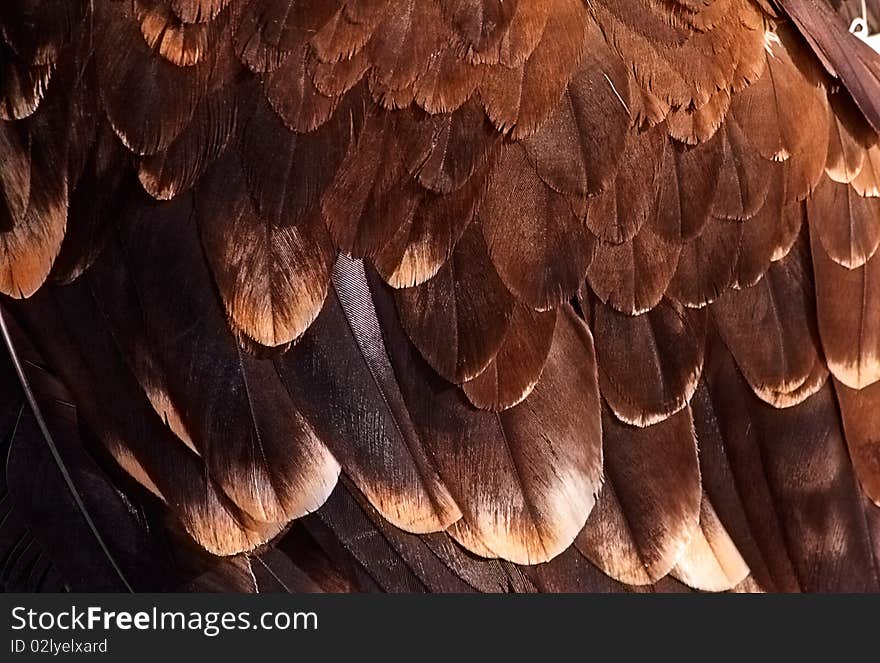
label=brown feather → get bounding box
[587,222,681,315]
[733,169,803,288]
[462,305,557,411]
[700,338,880,591]
[380,296,603,565]
[855,139,880,196]
[670,493,750,592]
[585,126,665,245]
[835,379,880,507]
[412,46,484,114]
[520,16,631,201]
[0,51,53,121]
[264,45,340,133]
[577,406,701,585]
[654,132,725,243]
[811,219,880,388]
[808,175,880,268]
[198,150,334,348]
[480,143,595,309]
[135,0,217,67]
[395,225,515,384]
[239,85,357,228]
[594,298,706,427]
[409,100,499,195]
[731,26,829,203]
[366,0,445,94]
[826,90,874,184]
[171,0,230,23]
[11,283,283,557]
[372,164,489,289]
[712,235,824,407]
[667,217,742,308]
[138,89,237,200]
[232,0,339,72]
[111,189,340,527]
[479,0,590,138]
[712,116,774,220]
[0,104,67,298]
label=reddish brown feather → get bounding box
[732,27,830,186]
[712,236,825,407]
[481,143,595,310]
[587,220,681,315]
[810,222,880,389]
[577,406,701,585]
[437,0,518,62]
[808,175,880,269]
[322,107,413,259]
[312,47,370,98]
[594,299,706,427]
[835,379,880,507]
[479,0,590,138]
[135,0,218,67]
[585,126,665,245]
[395,225,515,384]
[666,87,732,145]
[462,305,557,411]
[198,151,335,348]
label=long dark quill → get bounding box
[0,306,133,592]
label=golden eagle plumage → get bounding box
[2,0,880,592]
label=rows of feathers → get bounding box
[2,0,880,592]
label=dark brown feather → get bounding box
[712,235,825,407]
[462,305,557,411]
[594,298,706,427]
[808,175,880,268]
[395,225,515,384]
[576,406,701,585]
[835,379,880,507]
[99,189,340,529]
[481,143,595,309]
[198,151,334,347]
[278,257,461,535]
[811,219,880,388]
[587,222,681,315]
